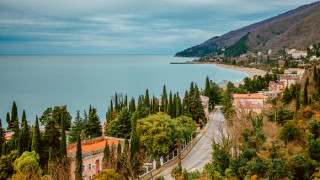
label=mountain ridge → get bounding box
[176,1,320,57]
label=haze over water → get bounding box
[0,55,246,127]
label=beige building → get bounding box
[233,94,265,114]
[280,76,299,89]
[284,68,305,77]
[67,136,124,180]
[200,95,209,118]
[269,81,285,92]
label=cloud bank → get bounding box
[0,0,316,54]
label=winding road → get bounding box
[158,107,225,179]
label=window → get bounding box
[88,164,92,171]
[82,165,85,172]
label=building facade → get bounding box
[233,94,265,114]
[67,136,124,180]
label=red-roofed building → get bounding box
[292,51,307,59]
[68,136,124,180]
[233,94,266,114]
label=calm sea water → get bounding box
[0,55,246,127]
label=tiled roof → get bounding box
[292,51,307,53]
[233,94,265,99]
[269,81,285,86]
[67,137,124,156]
[200,95,209,101]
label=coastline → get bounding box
[213,63,267,86]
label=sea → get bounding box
[0,55,247,127]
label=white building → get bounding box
[292,51,307,59]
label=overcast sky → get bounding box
[0,0,316,54]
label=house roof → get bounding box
[292,51,307,54]
[233,94,265,99]
[280,76,298,80]
[67,137,124,157]
[269,81,285,86]
[200,95,209,101]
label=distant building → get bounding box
[284,68,305,76]
[269,81,285,92]
[233,94,265,114]
[280,76,299,89]
[68,136,124,180]
[200,95,209,118]
[292,51,307,59]
[258,91,281,99]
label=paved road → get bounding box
[159,108,225,179]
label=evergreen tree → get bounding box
[296,87,301,111]
[21,110,26,127]
[22,119,30,152]
[6,112,11,130]
[168,92,173,116]
[0,118,5,155]
[183,91,190,116]
[144,89,150,108]
[116,141,122,171]
[17,131,22,157]
[1,141,6,156]
[172,94,177,118]
[176,94,182,118]
[161,85,168,112]
[60,114,67,158]
[314,66,318,83]
[304,82,308,106]
[106,107,131,138]
[306,76,309,87]
[86,108,102,138]
[204,76,210,97]
[32,116,41,155]
[190,85,205,122]
[75,135,83,180]
[69,110,84,143]
[103,140,110,169]
[48,147,54,163]
[11,101,19,137]
[44,119,60,151]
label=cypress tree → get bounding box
[48,147,54,163]
[22,119,30,152]
[11,101,19,137]
[32,116,41,154]
[303,83,308,106]
[0,118,5,155]
[1,142,6,156]
[172,94,177,118]
[115,93,118,112]
[6,112,11,130]
[176,94,182,118]
[60,114,67,158]
[167,92,173,116]
[21,110,26,127]
[314,66,318,83]
[103,140,110,169]
[161,85,168,112]
[204,76,210,97]
[116,141,122,171]
[144,89,150,108]
[183,91,189,116]
[296,87,301,111]
[17,131,22,157]
[305,76,309,87]
[75,135,83,180]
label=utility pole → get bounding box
[178,138,181,162]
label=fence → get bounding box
[138,140,191,178]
